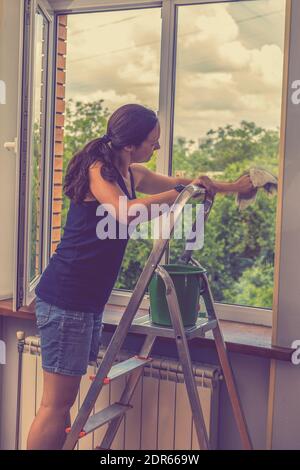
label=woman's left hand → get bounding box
[196,174,255,196]
[233,174,256,195]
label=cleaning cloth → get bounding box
[236,167,278,211]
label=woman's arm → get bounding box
[89,162,213,225]
[211,175,255,195]
[131,163,188,193]
[131,163,253,196]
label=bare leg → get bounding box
[27,370,81,450]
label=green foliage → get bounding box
[170,122,278,308]
[184,121,279,174]
[223,261,274,308]
[30,122,41,282]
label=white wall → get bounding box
[267,0,300,449]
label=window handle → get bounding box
[4,137,17,154]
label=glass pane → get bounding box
[171,0,286,309]
[29,9,49,283]
[59,8,161,291]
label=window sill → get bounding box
[102,304,292,362]
[0,298,35,320]
[0,298,292,362]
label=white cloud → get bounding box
[249,44,284,87]
[218,41,251,68]
[179,3,238,46]
[72,88,137,108]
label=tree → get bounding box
[170,122,279,308]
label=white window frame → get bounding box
[14,0,55,309]
[18,0,290,327]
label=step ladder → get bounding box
[63,184,253,451]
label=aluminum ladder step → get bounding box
[89,355,152,384]
[83,403,132,436]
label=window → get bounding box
[15,0,54,309]
[16,0,292,327]
[170,0,286,315]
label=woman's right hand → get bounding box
[191,175,217,198]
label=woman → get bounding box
[27,103,253,449]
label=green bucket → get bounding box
[149,264,206,327]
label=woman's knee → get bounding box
[39,402,71,419]
[41,370,81,410]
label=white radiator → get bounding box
[18,336,222,450]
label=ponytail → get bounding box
[63,135,118,204]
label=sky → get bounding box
[64,0,286,143]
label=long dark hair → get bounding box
[63,103,158,203]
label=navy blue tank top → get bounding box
[35,165,136,313]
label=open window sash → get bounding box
[14,0,55,310]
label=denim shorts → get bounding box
[35,296,104,376]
